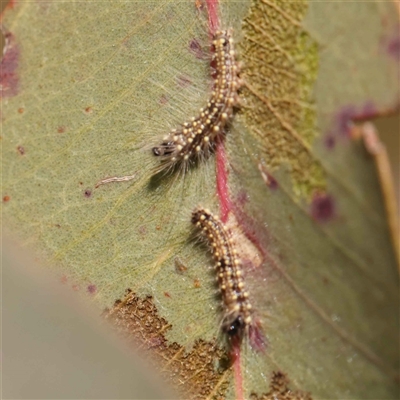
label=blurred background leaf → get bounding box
[2,237,175,399]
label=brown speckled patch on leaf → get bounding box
[239,0,323,197]
[103,290,231,400]
[250,371,312,400]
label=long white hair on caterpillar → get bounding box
[191,206,265,351]
[151,29,242,175]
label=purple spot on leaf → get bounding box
[0,32,19,98]
[382,27,400,61]
[189,38,205,59]
[138,225,147,237]
[266,173,278,190]
[177,74,192,88]
[359,101,377,120]
[195,0,205,11]
[310,192,335,222]
[258,164,279,189]
[249,322,267,353]
[159,94,168,105]
[84,189,92,198]
[328,102,380,145]
[87,284,96,294]
[336,105,357,137]
[236,190,249,206]
[324,135,336,150]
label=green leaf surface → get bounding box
[1,0,399,398]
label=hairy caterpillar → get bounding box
[152,29,241,173]
[191,207,254,344]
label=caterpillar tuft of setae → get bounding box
[191,207,253,344]
[153,29,241,173]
